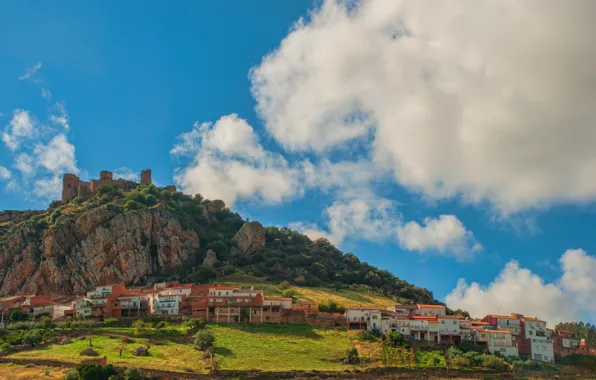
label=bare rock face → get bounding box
[132,346,148,356]
[0,207,199,296]
[233,221,266,255]
[202,249,218,266]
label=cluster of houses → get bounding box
[0,281,594,363]
[0,281,293,325]
[346,304,595,362]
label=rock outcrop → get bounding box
[202,249,218,266]
[233,221,266,255]
[0,205,199,296]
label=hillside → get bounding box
[0,182,438,306]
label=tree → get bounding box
[279,281,291,290]
[23,330,42,346]
[282,289,296,298]
[194,329,215,350]
[40,315,55,329]
[190,265,217,283]
[384,331,404,347]
[9,309,27,321]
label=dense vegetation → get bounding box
[0,183,439,305]
[555,321,596,346]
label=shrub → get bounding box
[356,330,377,342]
[317,300,345,314]
[155,321,167,329]
[281,289,295,298]
[64,369,79,380]
[482,355,508,371]
[370,326,382,338]
[105,204,123,213]
[185,318,205,330]
[80,348,99,356]
[133,319,149,336]
[384,331,404,347]
[124,200,146,212]
[9,309,27,321]
[72,196,84,205]
[344,348,359,364]
[23,330,42,346]
[279,280,291,290]
[124,367,143,380]
[76,364,118,380]
[194,329,215,350]
[451,356,471,368]
[40,315,55,329]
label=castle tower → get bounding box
[141,169,152,185]
[99,171,113,182]
[62,174,81,202]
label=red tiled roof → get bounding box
[417,304,446,309]
[521,317,544,322]
[485,330,512,334]
[265,297,292,301]
[485,314,517,320]
[410,316,439,321]
[472,321,490,325]
[439,315,463,320]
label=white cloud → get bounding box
[5,180,19,193]
[2,110,35,151]
[250,0,596,212]
[292,196,401,246]
[0,166,11,181]
[33,134,78,174]
[559,249,596,304]
[172,115,300,205]
[446,249,596,324]
[113,167,138,181]
[34,175,63,199]
[18,62,42,81]
[49,102,69,129]
[396,215,482,260]
[14,153,35,176]
[41,88,52,101]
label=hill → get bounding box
[0,181,438,306]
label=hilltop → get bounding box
[0,170,439,307]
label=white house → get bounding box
[150,294,182,315]
[486,330,519,357]
[413,304,446,317]
[263,297,292,310]
[523,318,554,362]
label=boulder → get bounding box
[60,337,72,345]
[203,249,218,266]
[80,348,99,356]
[132,346,148,356]
[233,222,266,255]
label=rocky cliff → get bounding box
[0,203,199,295]
[0,182,440,306]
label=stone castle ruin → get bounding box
[61,169,161,202]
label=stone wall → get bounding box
[282,310,346,328]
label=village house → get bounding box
[413,304,447,317]
[549,329,581,358]
[486,330,519,357]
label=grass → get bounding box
[209,324,354,371]
[8,335,208,373]
[218,274,396,308]
[7,324,355,373]
[0,364,69,380]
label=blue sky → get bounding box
[1,1,596,324]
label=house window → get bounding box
[441,320,445,324]
[530,331,533,336]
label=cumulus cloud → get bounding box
[250,0,596,212]
[2,110,35,151]
[113,167,138,181]
[34,134,78,174]
[446,249,596,324]
[396,215,482,260]
[172,114,300,205]
[14,153,35,176]
[292,196,401,245]
[0,166,10,181]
